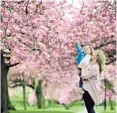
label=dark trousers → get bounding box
[77,67,83,87]
[83,90,95,113]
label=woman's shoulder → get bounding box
[88,62,99,69]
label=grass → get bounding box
[9,106,116,113]
[10,111,73,113]
[9,106,83,113]
[9,87,116,113]
[95,106,116,113]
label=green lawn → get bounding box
[10,111,73,113]
[9,106,83,113]
[9,106,116,113]
[95,106,116,113]
[9,87,116,113]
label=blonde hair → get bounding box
[96,49,106,74]
[89,46,94,55]
[83,45,94,55]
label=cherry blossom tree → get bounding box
[101,64,116,110]
[1,0,116,112]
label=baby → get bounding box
[75,42,94,93]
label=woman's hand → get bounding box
[81,63,87,76]
[81,63,86,70]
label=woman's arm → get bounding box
[82,64,99,79]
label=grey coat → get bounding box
[82,62,103,105]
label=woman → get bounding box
[75,41,94,93]
[81,50,106,113]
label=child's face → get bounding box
[83,46,92,54]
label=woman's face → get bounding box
[91,52,97,60]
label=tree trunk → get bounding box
[1,52,16,112]
[36,93,42,108]
[1,53,8,113]
[1,73,8,113]
[104,77,106,110]
[22,80,26,110]
[109,98,114,110]
[35,80,42,109]
[63,104,69,110]
[7,93,16,110]
[7,78,16,110]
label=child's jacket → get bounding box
[75,43,86,64]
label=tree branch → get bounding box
[8,62,19,68]
[79,1,84,15]
[105,49,116,56]
[19,39,42,53]
[9,83,34,89]
[9,84,22,88]
[15,1,24,4]
[25,1,29,14]
[106,58,116,65]
[19,39,30,48]
[10,78,35,89]
[94,40,116,49]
